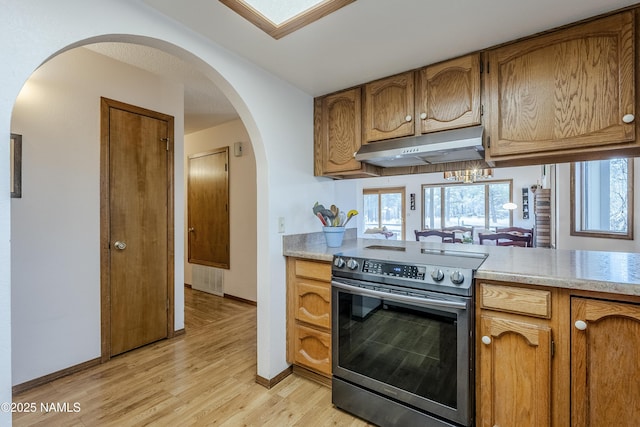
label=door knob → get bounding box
[114,241,127,250]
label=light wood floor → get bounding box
[13,287,370,426]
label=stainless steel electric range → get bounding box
[331,243,487,427]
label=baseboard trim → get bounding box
[292,365,332,388]
[184,284,257,307]
[224,293,257,306]
[12,357,102,395]
[255,366,292,389]
[13,328,187,395]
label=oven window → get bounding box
[337,292,459,409]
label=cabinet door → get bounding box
[571,297,640,427]
[319,88,363,174]
[486,11,635,159]
[293,324,331,376]
[479,315,551,427]
[418,54,481,133]
[294,280,331,329]
[364,71,415,142]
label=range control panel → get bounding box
[362,260,426,280]
[332,255,475,295]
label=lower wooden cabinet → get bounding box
[478,315,552,427]
[477,281,640,427]
[286,258,332,380]
[292,324,331,375]
[571,297,640,426]
[476,282,556,427]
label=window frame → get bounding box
[421,179,514,230]
[219,0,355,39]
[363,187,406,238]
[570,159,634,240]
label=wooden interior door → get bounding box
[187,148,230,268]
[100,97,174,358]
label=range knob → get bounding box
[450,271,465,285]
[334,257,345,268]
[430,269,444,282]
[346,258,359,271]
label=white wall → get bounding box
[184,120,257,302]
[10,47,185,385]
[1,2,334,416]
[556,160,640,252]
[337,165,540,241]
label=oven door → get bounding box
[332,279,472,426]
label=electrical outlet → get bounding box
[278,217,285,233]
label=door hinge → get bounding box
[480,104,484,116]
[166,298,169,310]
[485,62,490,74]
[225,163,228,172]
[160,137,170,151]
[551,340,555,358]
[479,61,484,74]
[486,135,491,148]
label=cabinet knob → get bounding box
[420,112,427,120]
[622,114,635,124]
[405,115,412,122]
[575,320,587,331]
[481,335,492,345]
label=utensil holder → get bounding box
[323,226,345,247]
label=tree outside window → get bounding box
[571,159,633,239]
[363,187,405,238]
[422,181,512,230]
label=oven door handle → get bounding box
[332,281,468,310]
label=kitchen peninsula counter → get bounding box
[283,232,640,297]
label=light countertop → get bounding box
[283,231,640,297]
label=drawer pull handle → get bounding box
[575,320,587,331]
[481,335,492,345]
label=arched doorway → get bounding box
[9,39,260,386]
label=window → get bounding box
[363,187,405,238]
[571,158,633,239]
[422,181,512,230]
[219,0,355,39]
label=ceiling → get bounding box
[90,0,639,134]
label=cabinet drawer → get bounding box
[293,324,331,376]
[294,259,331,282]
[481,283,551,318]
[294,280,331,329]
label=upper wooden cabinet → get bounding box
[418,53,481,133]
[314,87,381,178]
[363,54,482,143]
[485,11,636,161]
[363,71,416,142]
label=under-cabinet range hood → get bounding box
[355,125,485,168]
